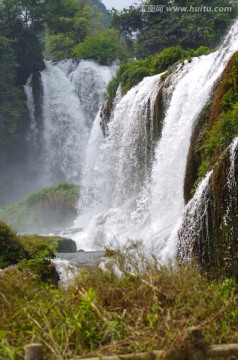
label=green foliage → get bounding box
[196,52,238,182]
[0,220,58,269]
[0,220,27,268]
[111,0,238,59]
[107,45,210,99]
[151,45,187,71]
[0,36,25,158]
[18,234,58,259]
[18,258,59,284]
[45,0,109,61]
[73,29,124,65]
[0,220,76,283]
[0,0,46,83]
[45,32,75,60]
[1,254,238,359]
[0,183,79,232]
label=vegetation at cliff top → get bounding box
[0,183,79,233]
[1,242,238,359]
[111,0,237,59]
[194,51,238,184]
[72,29,125,65]
[107,45,210,99]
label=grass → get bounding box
[1,244,238,359]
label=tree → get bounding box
[45,33,75,60]
[0,0,46,83]
[110,6,143,40]
[44,0,108,60]
[0,36,24,160]
[73,29,124,65]
[110,0,238,58]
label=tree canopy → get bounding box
[111,0,238,58]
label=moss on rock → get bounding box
[185,51,238,200]
[0,182,79,233]
[56,238,77,253]
[187,147,238,279]
[18,258,59,285]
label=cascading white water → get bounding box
[25,59,117,190]
[228,137,238,189]
[40,62,89,184]
[58,59,118,126]
[222,136,238,231]
[73,20,238,259]
[178,171,213,262]
[178,138,238,262]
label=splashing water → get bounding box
[51,258,78,286]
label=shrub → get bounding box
[151,46,186,72]
[0,221,28,268]
[18,258,59,284]
[106,45,211,100]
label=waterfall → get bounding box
[227,137,238,190]
[40,62,89,184]
[223,137,238,237]
[57,59,118,126]
[25,59,117,191]
[178,171,213,262]
[178,136,238,264]
[73,20,238,259]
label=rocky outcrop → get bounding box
[180,143,238,279]
[184,52,238,203]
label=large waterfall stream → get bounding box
[24,60,117,192]
[68,20,238,260]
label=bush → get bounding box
[151,46,186,72]
[18,258,59,284]
[0,221,28,268]
[73,29,124,65]
[107,45,211,99]
[0,221,75,279]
